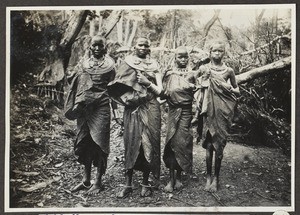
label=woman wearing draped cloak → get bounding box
[162,47,197,193]
[196,41,240,192]
[108,37,162,198]
[65,35,119,194]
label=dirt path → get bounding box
[9,93,291,209]
[10,123,291,209]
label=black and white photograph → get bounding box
[5,4,296,214]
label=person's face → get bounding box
[210,44,225,61]
[90,39,106,59]
[175,52,189,68]
[135,39,150,58]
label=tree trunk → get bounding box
[59,10,89,53]
[117,14,123,44]
[236,56,291,84]
[97,11,103,33]
[200,10,220,48]
[159,33,167,48]
[167,10,177,49]
[124,18,130,45]
[103,10,123,38]
[41,10,89,78]
[127,20,138,47]
[89,19,95,37]
[36,10,88,104]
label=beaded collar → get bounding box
[208,63,227,73]
[124,55,159,72]
[82,55,115,74]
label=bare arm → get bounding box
[150,72,163,96]
[137,71,163,96]
[229,68,240,96]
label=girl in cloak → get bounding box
[108,37,163,198]
[162,46,198,192]
[196,41,240,192]
[65,35,119,195]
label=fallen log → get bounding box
[236,56,291,84]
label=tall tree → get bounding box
[200,10,220,48]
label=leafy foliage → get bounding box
[11,11,65,85]
[10,9,292,151]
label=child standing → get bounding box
[162,47,197,192]
[196,41,240,192]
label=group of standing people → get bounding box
[64,35,240,198]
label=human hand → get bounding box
[137,72,151,86]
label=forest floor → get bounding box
[9,83,292,212]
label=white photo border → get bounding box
[5,3,296,214]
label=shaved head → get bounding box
[175,46,189,68]
[209,41,225,52]
[175,46,189,57]
[91,35,106,46]
[135,37,151,47]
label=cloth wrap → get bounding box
[162,69,195,173]
[108,55,161,179]
[196,64,237,151]
[64,55,115,168]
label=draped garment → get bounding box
[108,55,161,178]
[162,69,195,173]
[197,64,237,151]
[64,55,115,167]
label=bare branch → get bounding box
[103,10,123,38]
[239,34,291,56]
[200,10,220,47]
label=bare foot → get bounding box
[86,184,104,195]
[209,178,218,192]
[71,181,91,193]
[141,186,152,197]
[164,181,174,193]
[204,178,212,191]
[116,187,133,199]
[174,179,183,190]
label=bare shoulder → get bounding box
[226,66,236,77]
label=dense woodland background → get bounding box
[11,8,292,151]
[9,8,293,208]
